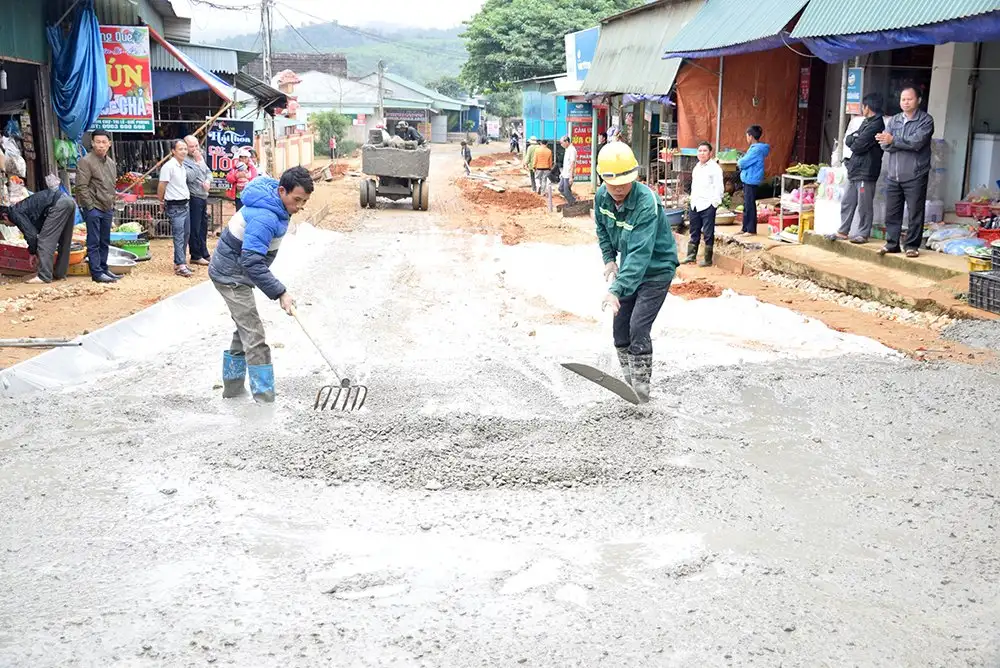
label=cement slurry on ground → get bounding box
[1,165,999,666]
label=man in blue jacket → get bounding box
[209,166,314,402]
[736,125,770,237]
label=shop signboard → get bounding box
[798,67,811,108]
[352,113,367,126]
[206,119,255,190]
[565,27,599,84]
[571,121,592,183]
[566,102,593,122]
[94,26,154,133]
[486,119,500,138]
[387,109,426,122]
[845,67,864,115]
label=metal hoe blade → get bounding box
[315,378,368,411]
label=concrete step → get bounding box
[801,231,966,282]
[760,242,990,319]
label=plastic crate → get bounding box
[978,228,1000,244]
[955,201,973,218]
[969,271,1000,314]
[969,256,992,272]
[992,241,1000,268]
[972,203,993,219]
[0,242,37,274]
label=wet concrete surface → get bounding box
[2,156,1000,666]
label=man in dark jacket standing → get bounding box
[832,93,885,243]
[877,87,935,258]
[7,175,77,284]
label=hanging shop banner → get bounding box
[94,26,154,133]
[206,119,255,190]
[386,109,426,122]
[798,67,811,109]
[571,121,593,183]
[567,102,593,122]
[845,67,865,115]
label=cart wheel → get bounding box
[411,181,422,211]
[367,179,377,208]
[360,179,369,208]
[419,180,429,211]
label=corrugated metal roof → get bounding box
[583,0,704,94]
[234,72,286,113]
[151,42,244,74]
[791,0,1000,38]
[356,72,466,111]
[663,0,807,53]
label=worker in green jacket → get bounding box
[594,141,679,403]
[524,136,539,192]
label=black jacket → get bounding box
[398,127,425,144]
[845,115,885,183]
[8,188,64,254]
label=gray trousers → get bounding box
[838,180,876,239]
[559,178,577,205]
[535,170,550,194]
[213,281,271,366]
[529,170,536,191]
[36,196,76,282]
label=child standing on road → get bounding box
[209,166,314,403]
[461,141,472,175]
[736,125,770,237]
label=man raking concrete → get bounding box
[209,166,313,403]
[562,142,678,404]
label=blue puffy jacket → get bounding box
[737,142,770,186]
[208,176,289,300]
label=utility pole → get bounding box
[261,0,276,174]
[376,59,385,122]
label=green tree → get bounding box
[309,110,350,143]
[427,75,467,100]
[485,88,521,120]
[460,0,640,90]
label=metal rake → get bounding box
[290,307,368,412]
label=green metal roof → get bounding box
[583,0,704,94]
[791,0,1000,38]
[663,0,808,53]
[151,43,257,75]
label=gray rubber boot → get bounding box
[616,347,632,385]
[682,241,698,264]
[699,244,714,267]
[630,353,653,403]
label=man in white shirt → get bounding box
[559,135,577,205]
[684,140,724,267]
[158,139,193,277]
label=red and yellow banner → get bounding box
[93,26,154,133]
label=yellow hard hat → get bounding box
[596,142,638,186]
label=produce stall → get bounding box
[773,164,819,243]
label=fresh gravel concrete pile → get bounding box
[943,318,1000,351]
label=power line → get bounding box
[189,0,258,10]
[274,2,468,59]
[274,6,324,55]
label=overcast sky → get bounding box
[187,0,487,42]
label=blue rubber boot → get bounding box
[248,364,276,403]
[222,351,247,398]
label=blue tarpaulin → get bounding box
[801,11,1000,63]
[663,33,797,60]
[151,71,219,102]
[46,0,110,141]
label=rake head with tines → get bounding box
[314,378,368,411]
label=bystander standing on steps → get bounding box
[684,141,724,267]
[209,167,314,403]
[184,135,212,266]
[736,125,770,237]
[829,93,885,244]
[877,87,934,258]
[75,129,119,284]
[158,140,193,278]
[594,142,679,403]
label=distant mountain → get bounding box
[213,22,467,85]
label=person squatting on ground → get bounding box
[75,129,119,284]
[533,141,554,195]
[158,140,193,277]
[209,166,314,403]
[736,125,770,237]
[559,135,578,205]
[461,141,472,175]
[877,87,935,258]
[594,142,679,403]
[524,136,539,191]
[684,141,724,267]
[184,135,213,266]
[7,175,76,284]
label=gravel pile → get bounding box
[942,318,1000,351]
[757,270,955,329]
